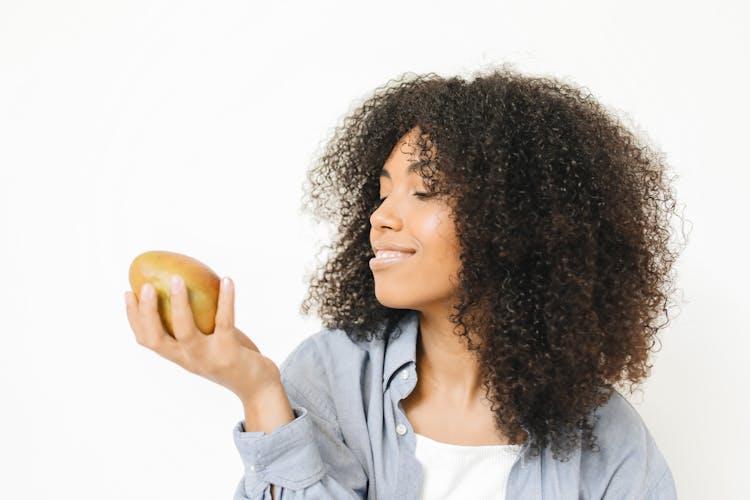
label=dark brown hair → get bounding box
[299,65,686,461]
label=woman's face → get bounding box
[369,127,462,314]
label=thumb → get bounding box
[233,328,261,353]
[215,277,261,354]
[215,276,235,330]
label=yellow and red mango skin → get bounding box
[129,250,221,336]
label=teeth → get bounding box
[376,250,413,258]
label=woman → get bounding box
[125,66,681,499]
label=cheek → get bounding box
[419,211,460,259]
[422,212,443,234]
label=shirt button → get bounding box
[249,465,257,472]
[396,423,407,436]
[400,369,409,380]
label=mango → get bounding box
[129,250,221,336]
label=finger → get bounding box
[136,283,182,362]
[169,274,199,344]
[215,276,235,331]
[124,290,141,334]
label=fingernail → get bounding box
[171,275,182,293]
[141,283,152,299]
[221,277,231,290]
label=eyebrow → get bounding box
[379,164,420,179]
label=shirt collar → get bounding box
[382,309,420,393]
[383,310,531,458]
[380,309,535,456]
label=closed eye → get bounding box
[378,192,432,204]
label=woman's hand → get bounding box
[124,275,281,402]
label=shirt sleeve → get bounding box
[231,338,369,499]
[643,466,678,500]
[591,390,678,500]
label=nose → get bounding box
[369,196,402,230]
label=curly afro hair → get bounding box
[298,65,684,461]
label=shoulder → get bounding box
[579,389,676,498]
[277,326,385,415]
[591,389,652,447]
[279,326,381,380]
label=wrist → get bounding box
[234,354,281,402]
[241,382,295,434]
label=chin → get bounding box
[374,295,404,310]
[373,287,419,311]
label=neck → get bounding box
[416,311,486,409]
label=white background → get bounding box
[1,1,747,498]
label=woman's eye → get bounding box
[377,192,431,204]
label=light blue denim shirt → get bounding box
[232,310,677,499]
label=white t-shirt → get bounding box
[414,432,523,500]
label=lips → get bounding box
[369,248,416,271]
[375,250,416,258]
[371,241,418,254]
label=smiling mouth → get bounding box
[369,250,415,270]
[374,249,415,258]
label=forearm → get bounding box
[241,383,296,434]
[232,386,367,499]
[242,384,294,500]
